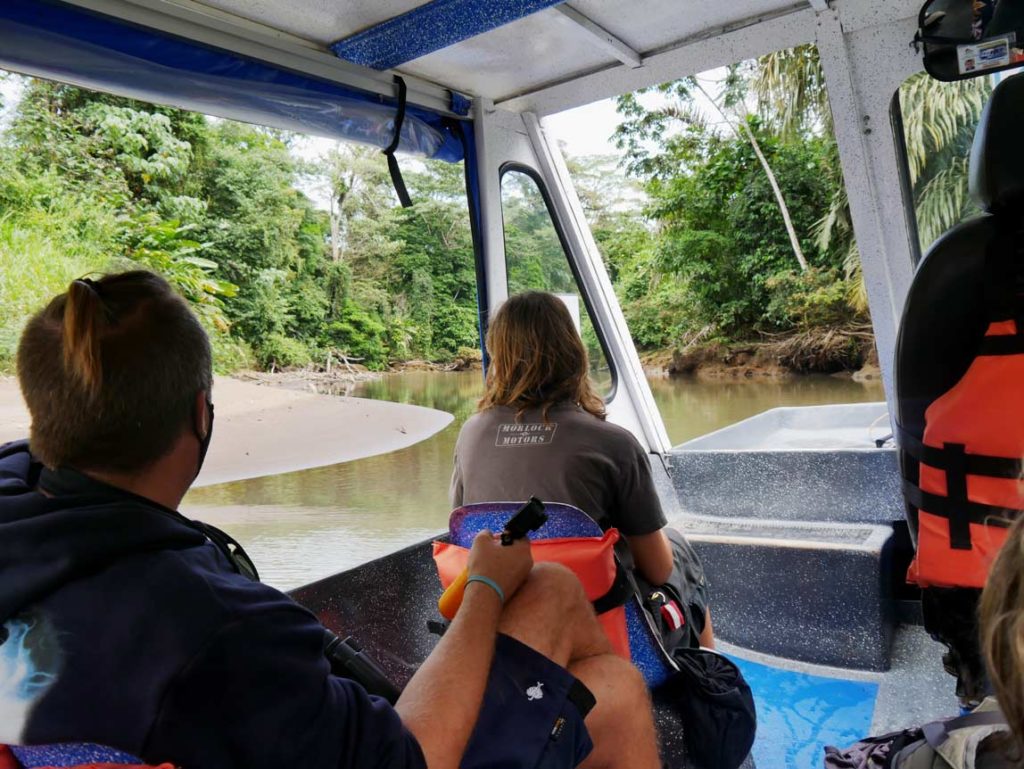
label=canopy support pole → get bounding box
[553,6,643,68]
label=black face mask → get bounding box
[194,398,214,480]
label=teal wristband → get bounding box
[466,575,505,604]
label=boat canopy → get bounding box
[0,0,468,162]
[0,0,935,413]
[0,0,854,158]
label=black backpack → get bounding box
[632,534,756,769]
[653,646,757,769]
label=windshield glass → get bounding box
[895,72,998,255]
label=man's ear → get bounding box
[194,390,210,439]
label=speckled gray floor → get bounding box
[869,625,957,733]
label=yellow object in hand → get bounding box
[438,568,469,620]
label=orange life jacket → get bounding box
[432,529,632,659]
[904,319,1024,589]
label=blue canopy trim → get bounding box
[331,0,567,71]
[0,0,467,162]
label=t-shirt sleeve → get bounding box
[145,605,426,769]
[612,439,669,536]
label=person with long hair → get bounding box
[452,291,713,648]
[981,515,1024,757]
[0,272,661,769]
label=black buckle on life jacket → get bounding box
[897,422,1023,549]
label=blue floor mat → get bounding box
[732,656,879,768]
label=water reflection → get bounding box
[183,370,883,589]
[647,375,884,445]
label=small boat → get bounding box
[2,0,1019,765]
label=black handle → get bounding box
[324,631,402,704]
[501,497,547,546]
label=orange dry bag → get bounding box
[903,319,1024,589]
[432,528,632,659]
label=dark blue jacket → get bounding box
[0,441,426,768]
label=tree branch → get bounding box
[693,80,808,272]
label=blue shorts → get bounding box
[461,634,595,769]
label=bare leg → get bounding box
[700,609,715,649]
[499,564,660,769]
[571,654,660,769]
[498,562,613,666]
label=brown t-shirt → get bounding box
[450,403,667,536]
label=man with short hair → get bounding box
[0,271,659,768]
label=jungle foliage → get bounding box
[606,48,991,352]
[0,79,479,370]
[0,55,992,373]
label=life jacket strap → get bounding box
[896,423,1024,479]
[978,334,1024,355]
[902,478,1019,550]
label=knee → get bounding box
[574,654,651,715]
[525,562,588,609]
[605,654,648,700]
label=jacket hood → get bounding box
[0,440,206,622]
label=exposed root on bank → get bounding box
[759,324,875,374]
[663,323,877,379]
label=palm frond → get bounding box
[898,74,991,184]
[752,46,830,139]
[915,156,975,249]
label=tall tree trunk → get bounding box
[329,197,341,263]
[695,82,809,272]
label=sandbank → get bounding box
[0,376,453,486]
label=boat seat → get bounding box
[0,743,170,768]
[894,72,1024,702]
[448,502,676,688]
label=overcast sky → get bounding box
[546,98,626,157]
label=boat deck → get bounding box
[724,626,953,767]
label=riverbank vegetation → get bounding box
[0,51,994,376]
[604,47,991,375]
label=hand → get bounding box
[466,530,533,603]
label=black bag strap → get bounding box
[38,465,261,581]
[896,423,1023,479]
[190,520,260,582]
[383,75,413,209]
[592,561,635,615]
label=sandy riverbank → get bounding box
[0,375,453,487]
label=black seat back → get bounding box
[896,73,1024,542]
[894,72,1024,703]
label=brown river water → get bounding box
[182,370,884,590]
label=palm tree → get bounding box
[751,46,992,307]
[691,79,809,271]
